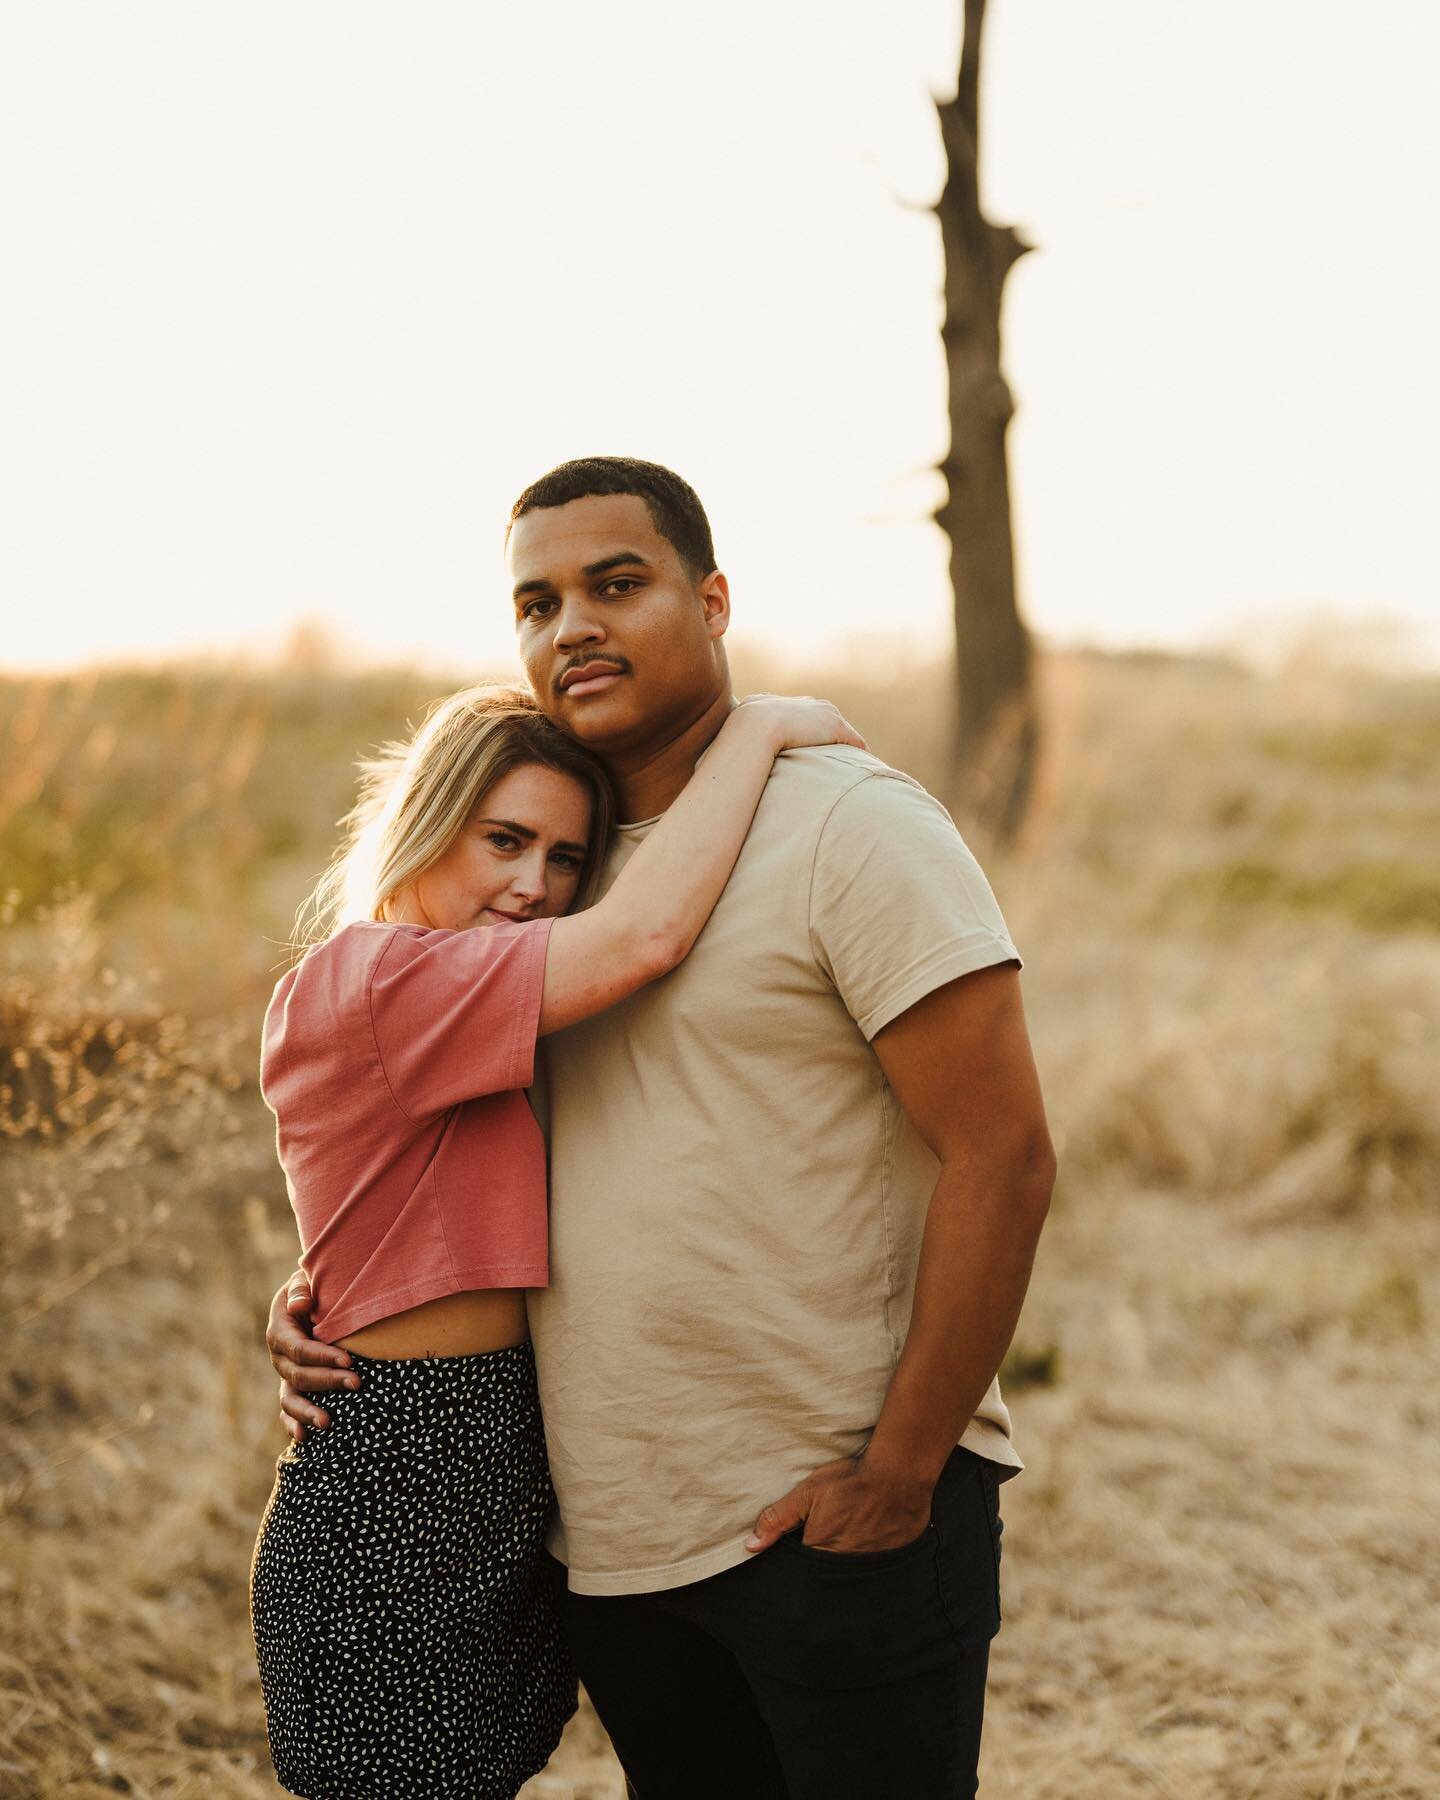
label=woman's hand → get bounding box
[729,694,868,756]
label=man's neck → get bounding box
[607,687,734,822]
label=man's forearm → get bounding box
[863,1138,1053,1493]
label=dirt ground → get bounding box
[2,648,1436,1797]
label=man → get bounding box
[268,457,1054,1798]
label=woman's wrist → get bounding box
[722,700,784,758]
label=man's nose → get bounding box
[551,595,605,652]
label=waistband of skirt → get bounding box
[338,1338,536,1384]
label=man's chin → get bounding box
[547,689,642,747]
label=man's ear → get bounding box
[699,570,731,640]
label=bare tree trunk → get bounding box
[935,0,1037,844]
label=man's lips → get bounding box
[559,661,626,697]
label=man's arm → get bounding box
[746,962,1054,1553]
[267,1273,359,1440]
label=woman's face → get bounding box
[399,763,594,932]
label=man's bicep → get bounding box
[871,964,1045,1164]
[809,773,1020,1037]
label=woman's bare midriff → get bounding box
[335,1288,529,1359]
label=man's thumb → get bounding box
[285,1273,312,1317]
[745,1485,808,1554]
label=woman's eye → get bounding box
[551,853,584,872]
[486,831,519,851]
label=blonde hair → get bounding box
[293,685,614,955]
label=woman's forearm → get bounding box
[595,709,782,966]
[537,708,783,1035]
[537,697,861,1037]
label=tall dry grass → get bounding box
[1,648,1437,1798]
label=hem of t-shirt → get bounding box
[959,1416,1024,1478]
[313,1265,550,1344]
[855,933,1023,1043]
[560,1425,1026,1596]
[563,1531,762,1597]
[503,916,554,1094]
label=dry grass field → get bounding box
[2,645,1437,1798]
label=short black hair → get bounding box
[507,456,717,580]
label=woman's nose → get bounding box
[511,856,549,903]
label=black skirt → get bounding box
[250,1340,576,1800]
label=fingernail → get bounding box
[745,1534,763,1551]
[345,1376,360,1389]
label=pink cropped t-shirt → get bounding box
[260,917,554,1342]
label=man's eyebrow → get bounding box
[582,552,652,579]
[513,552,653,607]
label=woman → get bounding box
[251,683,862,1800]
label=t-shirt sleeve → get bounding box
[368,919,554,1122]
[808,772,1021,1042]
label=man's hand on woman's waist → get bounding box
[266,1272,360,1441]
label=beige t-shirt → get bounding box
[529,745,1024,1596]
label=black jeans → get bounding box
[564,1447,1004,1800]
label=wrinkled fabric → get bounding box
[262,918,553,1340]
[531,747,1024,1596]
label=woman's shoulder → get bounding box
[269,919,541,1032]
[266,922,429,1021]
[261,927,380,1093]
[301,919,445,972]
[327,918,437,958]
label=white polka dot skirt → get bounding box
[250,1341,576,1798]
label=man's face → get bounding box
[509,493,729,755]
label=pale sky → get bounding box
[2,0,1437,677]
